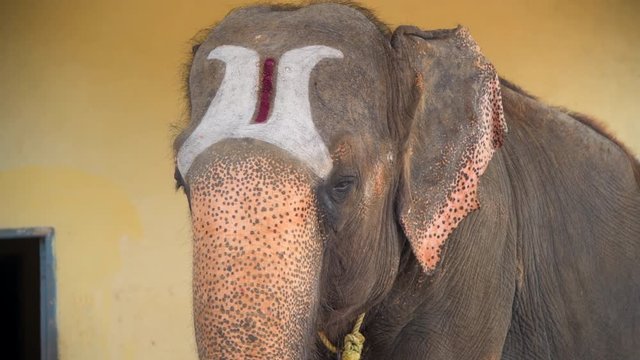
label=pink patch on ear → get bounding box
[405,71,506,272]
[254,58,275,123]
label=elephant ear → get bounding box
[392,26,507,273]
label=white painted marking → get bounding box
[177,45,343,179]
[177,45,260,176]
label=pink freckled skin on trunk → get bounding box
[190,155,322,359]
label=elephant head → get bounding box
[173,3,506,359]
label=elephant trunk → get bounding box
[190,149,323,359]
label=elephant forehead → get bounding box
[179,4,391,179]
[177,45,343,179]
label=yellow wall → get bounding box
[0,0,637,358]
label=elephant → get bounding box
[172,2,640,359]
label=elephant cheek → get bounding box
[189,158,323,359]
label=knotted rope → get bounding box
[318,313,366,360]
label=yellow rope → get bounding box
[318,331,338,354]
[318,313,366,360]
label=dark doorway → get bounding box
[0,228,57,360]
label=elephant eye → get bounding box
[331,176,356,203]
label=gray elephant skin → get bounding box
[172,2,640,359]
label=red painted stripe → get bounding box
[255,58,275,123]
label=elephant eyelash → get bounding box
[333,180,353,192]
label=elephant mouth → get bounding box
[189,146,324,359]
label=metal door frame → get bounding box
[0,227,57,360]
